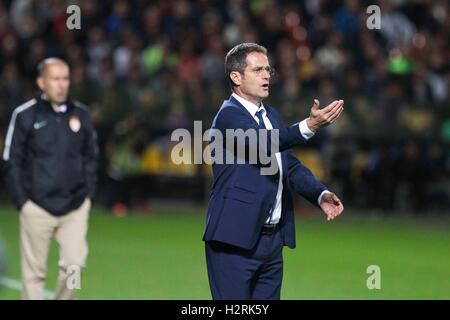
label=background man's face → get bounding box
[37,63,70,105]
[236,52,271,105]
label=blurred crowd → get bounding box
[0,0,449,212]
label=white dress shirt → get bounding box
[232,93,331,224]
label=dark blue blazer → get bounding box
[203,95,327,250]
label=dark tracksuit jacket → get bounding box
[2,95,98,216]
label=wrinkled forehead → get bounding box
[245,52,270,69]
[41,63,70,77]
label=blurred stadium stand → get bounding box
[0,0,449,213]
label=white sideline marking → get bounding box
[0,277,55,299]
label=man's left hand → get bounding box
[319,193,344,221]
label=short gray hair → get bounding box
[37,57,69,77]
[225,43,268,88]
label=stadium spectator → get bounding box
[0,0,448,212]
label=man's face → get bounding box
[37,63,70,105]
[232,52,271,105]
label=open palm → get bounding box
[319,192,344,221]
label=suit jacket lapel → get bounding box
[228,96,288,182]
[266,107,288,182]
[229,95,264,129]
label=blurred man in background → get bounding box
[2,58,98,300]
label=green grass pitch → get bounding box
[0,204,449,299]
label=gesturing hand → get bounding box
[306,99,344,132]
[319,192,344,221]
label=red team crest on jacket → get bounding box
[69,115,81,133]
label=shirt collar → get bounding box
[232,93,266,117]
[57,104,67,113]
[39,93,69,113]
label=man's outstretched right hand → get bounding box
[306,99,344,132]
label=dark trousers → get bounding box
[205,226,283,300]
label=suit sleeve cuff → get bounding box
[317,190,333,206]
[299,119,315,140]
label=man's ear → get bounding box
[36,77,44,91]
[229,71,242,87]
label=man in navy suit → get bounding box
[203,43,344,300]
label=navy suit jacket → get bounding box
[203,95,327,250]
